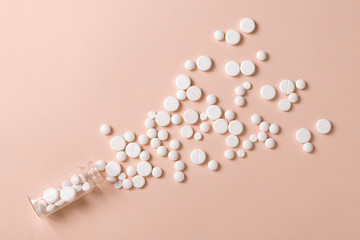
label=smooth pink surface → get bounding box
[1,0,360,239]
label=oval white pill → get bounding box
[234,96,246,107]
[278,99,292,111]
[82,182,91,192]
[96,160,106,171]
[183,109,199,124]
[171,114,182,125]
[132,175,146,188]
[125,142,141,158]
[150,138,161,149]
[269,124,280,134]
[206,94,217,104]
[43,188,59,204]
[196,55,212,71]
[225,29,241,45]
[200,113,208,121]
[126,166,137,177]
[279,79,295,95]
[224,149,235,159]
[260,85,276,100]
[240,18,256,33]
[235,86,246,96]
[110,136,126,151]
[140,151,150,161]
[106,176,117,182]
[207,105,222,120]
[226,135,239,147]
[228,120,244,135]
[174,172,185,182]
[71,175,80,185]
[316,119,332,134]
[225,61,240,76]
[288,93,299,103]
[191,149,206,164]
[122,179,133,189]
[55,199,65,207]
[186,86,202,101]
[174,160,185,171]
[208,160,219,170]
[170,139,181,150]
[265,138,276,149]
[296,79,306,90]
[176,90,187,100]
[100,124,111,135]
[106,161,121,177]
[181,125,194,138]
[164,96,180,112]
[138,135,149,145]
[251,114,262,124]
[303,142,314,153]
[147,128,157,139]
[240,60,256,76]
[152,167,163,178]
[200,122,210,133]
[256,50,267,61]
[259,121,270,132]
[137,161,152,177]
[60,186,76,202]
[114,181,122,189]
[184,60,195,71]
[176,74,191,90]
[156,111,171,127]
[148,111,156,119]
[194,132,203,141]
[46,204,56,213]
[224,110,235,120]
[157,146,168,157]
[144,118,155,128]
[296,128,312,143]
[214,30,224,40]
[242,140,253,150]
[168,150,179,161]
[249,134,258,142]
[257,131,268,142]
[213,119,228,134]
[243,81,252,89]
[237,150,246,158]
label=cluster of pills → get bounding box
[184,55,213,72]
[214,18,256,45]
[248,114,280,149]
[234,83,251,107]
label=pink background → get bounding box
[1,0,360,239]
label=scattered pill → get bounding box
[176,74,191,90]
[257,131,268,142]
[147,128,157,138]
[60,186,76,202]
[278,99,292,111]
[194,132,203,141]
[152,167,163,178]
[207,105,222,120]
[82,182,91,191]
[303,142,314,153]
[224,149,235,159]
[126,166,137,177]
[288,93,299,103]
[269,124,280,134]
[242,140,253,150]
[164,96,180,112]
[226,135,239,147]
[157,146,168,157]
[184,60,195,71]
[150,138,161,148]
[157,130,169,141]
[260,85,276,100]
[122,179,133,189]
[118,173,126,181]
[206,94,217,104]
[174,172,185,182]
[106,176,117,182]
[137,161,152,177]
[171,114,182,125]
[100,124,111,135]
[110,136,126,151]
[43,188,59,204]
[316,119,332,134]
[224,110,235,120]
[208,160,219,170]
[148,111,156,119]
[234,96,246,107]
[296,128,312,143]
[240,18,256,33]
[200,113,208,121]
[61,180,72,188]
[71,175,81,185]
[144,118,155,128]
[256,50,267,61]
[156,111,171,126]
[243,81,252,89]
[200,122,211,133]
[106,161,121,177]
[191,149,207,164]
[132,175,146,188]
[279,80,295,95]
[249,134,258,142]
[237,150,246,158]
[265,138,276,148]
[259,121,270,131]
[114,181,122,189]
[240,60,256,76]
[124,131,135,142]
[140,151,150,161]
[125,142,141,158]
[251,114,262,124]
[96,160,106,171]
[174,160,185,171]
[168,150,179,161]
[228,120,244,135]
[235,86,246,96]
[213,119,228,134]
[176,90,187,100]
[183,109,199,124]
[296,79,306,90]
[225,61,241,76]
[225,29,241,45]
[180,125,194,138]
[138,135,149,145]
[170,139,181,150]
[186,86,202,101]
[196,56,212,71]
[214,30,225,40]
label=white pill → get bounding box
[207,105,222,120]
[126,166,137,177]
[278,99,292,111]
[279,80,295,95]
[110,136,126,151]
[106,161,121,177]
[100,124,111,135]
[243,81,252,89]
[152,167,163,178]
[196,55,212,71]
[82,182,91,192]
[176,90,187,100]
[156,111,171,127]
[118,173,126,181]
[60,186,76,202]
[213,119,228,134]
[288,93,299,103]
[225,29,241,45]
[249,134,258,142]
[235,86,246,96]
[296,79,307,90]
[138,135,149,145]
[181,125,194,138]
[174,160,185,171]
[96,160,106,171]
[269,124,280,134]
[157,130,168,141]
[168,150,179,161]
[124,131,135,142]
[176,74,191,90]
[72,184,82,192]
[170,139,181,150]
[224,149,235,159]
[206,94,217,104]
[226,135,239,147]
[225,61,241,76]
[240,18,256,33]
[261,85,276,100]
[194,132,203,141]
[296,128,312,143]
[122,179,133,189]
[316,119,332,134]
[200,122,211,133]
[171,114,182,125]
[139,151,150,161]
[146,128,157,138]
[303,142,314,153]
[251,114,262,124]
[157,146,168,157]
[114,181,122,189]
[71,175,80,185]
[144,118,155,128]
[191,149,207,164]
[164,96,180,112]
[174,172,185,182]
[61,180,72,188]
[46,204,56,213]
[214,30,225,40]
[208,160,219,171]
[234,96,246,107]
[256,50,268,61]
[137,161,153,177]
[228,120,244,135]
[257,131,268,142]
[242,140,253,150]
[259,121,270,131]
[79,174,86,183]
[240,60,256,76]
[148,111,156,119]
[183,109,199,124]
[43,188,59,204]
[133,175,146,188]
[237,150,246,158]
[200,113,208,121]
[186,86,202,101]
[125,142,141,158]
[106,176,117,182]
[37,200,46,214]
[55,199,65,207]
[184,60,195,71]
[150,138,161,148]
[224,110,235,120]
[265,138,276,149]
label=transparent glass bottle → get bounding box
[28,161,103,218]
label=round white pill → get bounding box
[226,135,239,147]
[171,114,182,125]
[174,172,185,182]
[296,128,312,143]
[303,142,314,153]
[152,167,163,178]
[168,150,179,161]
[176,90,187,100]
[46,204,56,213]
[224,110,235,120]
[200,113,208,121]
[256,50,268,61]
[106,161,121,177]
[170,139,181,150]
[176,74,191,90]
[60,186,76,202]
[208,160,219,170]
[228,120,244,135]
[147,128,157,138]
[251,114,262,124]
[181,125,194,138]
[243,81,252,89]
[106,176,117,182]
[144,118,155,128]
[100,124,111,135]
[122,179,132,189]
[200,122,211,133]
[118,173,126,181]
[260,85,276,100]
[186,86,202,101]
[55,199,65,207]
[126,166,137,177]
[183,109,199,124]
[224,149,235,159]
[196,55,212,71]
[157,146,168,157]
[138,134,149,145]
[288,93,299,103]
[114,181,122,189]
[240,60,256,76]
[116,151,127,162]
[237,150,246,158]
[235,86,246,96]
[259,121,270,131]
[194,132,203,141]
[140,151,150,161]
[110,136,126,151]
[296,79,306,90]
[124,131,135,142]
[71,175,80,185]
[157,130,168,141]
[82,182,91,191]
[225,29,241,45]
[265,138,276,149]
[257,131,268,142]
[240,18,256,33]
[278,99,292,111]
[132,175,146,188]
[206,94,217,104]
[191,149,206,164]
[316,119,332,134]
[214,30,225,40]
[148,111,156,119]
[150,138,161,148]
[156,111,171,127]
[225,61,241,76]
[234,96,246,107]
[213,119,228,134]
[43,188,59,204]
[96,160,106,171]
[249,134,258,142]
[242,140,253,150]
[184,60,195,71]
[174,160,185,171]
[137,161,152,177]
[269,124,280,134]
[279,80,295,95]
[207,105,222,120]
[164,96,180,112]
[125,142,141,158]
